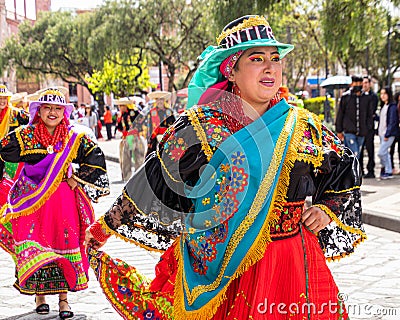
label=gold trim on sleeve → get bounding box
[186,108,213,162]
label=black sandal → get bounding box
[35,297,49,315]
[59,298,74,319]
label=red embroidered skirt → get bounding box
[212,225,347,319]
[89,202,347,320]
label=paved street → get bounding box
[0,157,399,319]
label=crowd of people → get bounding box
[0,12,398,320]
[335,75,400,180]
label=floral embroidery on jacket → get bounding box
[17,126,41,152]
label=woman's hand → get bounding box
[84,228,107,250]
[301,206,331,233]
[67,177,78,190]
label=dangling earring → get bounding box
[232,82,241,97]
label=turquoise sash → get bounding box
[178,100,296,313]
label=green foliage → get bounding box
[86,53,155,97]
[1,0,398,101]
[209,0,289,33]
[0,0,212,96]
[0,11,94,91]
[321,0,387,75]
[303,96,334,117]
[90,0,213,91]
[268,0,326,92]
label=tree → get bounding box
[90,0,213,91]
[209,0,289,33]
[320,0,387,76]
[86,52,155,97]
[0,11,96,95]
[266,1,327,93]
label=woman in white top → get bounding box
[377,86,400,179]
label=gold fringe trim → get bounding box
[19,148,48,156]
[313,204,367,239]
[157,150,180,183]
[187,108,213,162]
[324,186,360,194]
[287,109,324,169]
[97,250,138,320]
[0,132,84,223]
[96,246,174,320]
[302,108,324,168]
[268,107,323,224]
[98,215,166,254]
[173,107,298,320]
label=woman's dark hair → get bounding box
[106,105,110,111]
[380,86,393,107]
[85,106,92,115]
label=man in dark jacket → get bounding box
[335,76,375,159]
[360,76,379,178]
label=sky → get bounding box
[51,0,106,11]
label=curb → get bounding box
[362,209,400,233]
[104,154,119,163]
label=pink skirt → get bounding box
[8,182,93,295]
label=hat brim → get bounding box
[114,101,135,106]
[24,93,40,102]
[113,97,136,106]
[10,92,28,104]
[187,39,294,108]
[147,91,171,100]
[36,86,69,96]
[29,101,74,124]
[0,92,13,97]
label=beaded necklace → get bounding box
[34,118,68,154]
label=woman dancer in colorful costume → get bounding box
[115,97,140,181]
[0,88,110,318]
[0,84,29,180]
[85,16,366,319]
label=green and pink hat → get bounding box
[187,15,294,108]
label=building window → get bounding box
[26,0,36,20]
[5,0,36,21]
